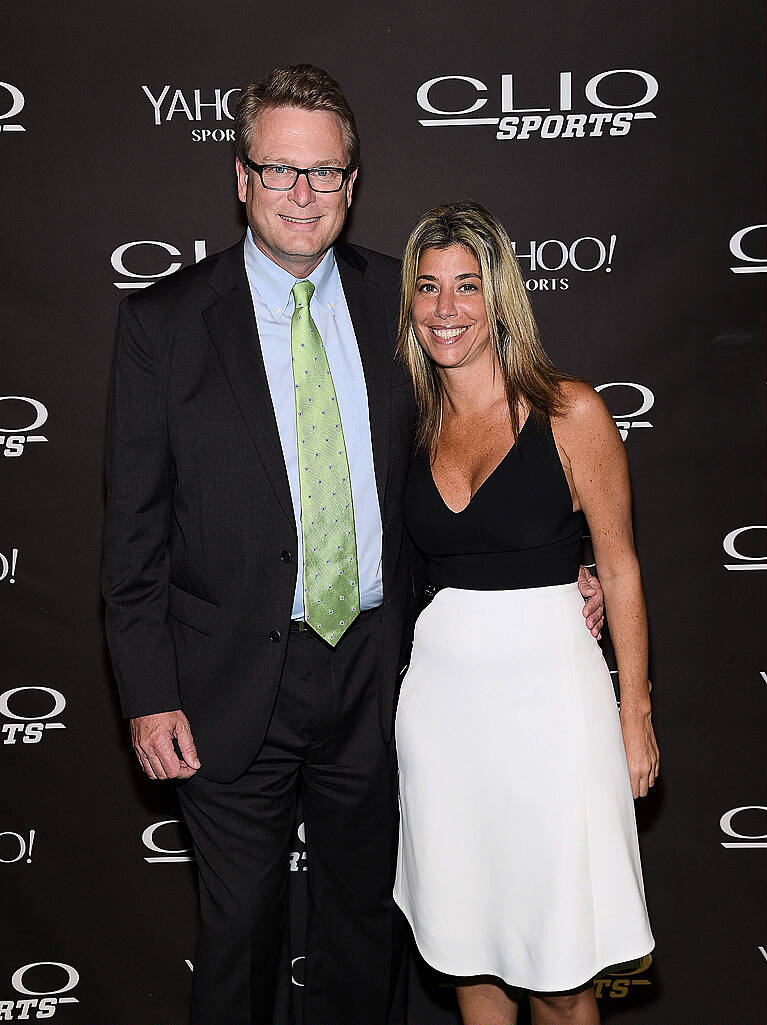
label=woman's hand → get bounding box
[619,706,660,798]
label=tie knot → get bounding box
[292,280,315,310]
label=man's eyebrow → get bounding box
[259,157,346,167]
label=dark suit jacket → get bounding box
[102,236,416,782]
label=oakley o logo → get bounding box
[723,526,767,571]
[0,687,65,722]
[595,383,654,441]
[0,396,48,436]
[729,224,766,274]
[0,82,25,131]
[142,819,194,863]
[720,806,767,848]
[11,962,79,996]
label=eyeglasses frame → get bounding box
[243,157,354,193]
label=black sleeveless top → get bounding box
[404,414,585,590]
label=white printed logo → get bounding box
[0,830,36,864]
[289,820,306,873]
[142,819,194,863]
[1,688,66,745]
[0,548,19,584]
[720,807,767,849]
[142,86,239,142]
[0,396,48,457]
[0,82,25,133]
[595,383,654,441]
[513,234,617,292]
[1,963,79,1019]
[112,239,208,289]
[723,526,767,571]
[186,955,305,986]
[417,69,658,141]
[291,956,305,987]
[730,225,766,274]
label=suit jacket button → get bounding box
[280,550,292,562]
[269,629,281,643]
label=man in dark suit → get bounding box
[103,65,603,1025]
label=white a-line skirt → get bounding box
[393,582,654,993]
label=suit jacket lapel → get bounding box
[336,244,392,515]
[203,240,295,526]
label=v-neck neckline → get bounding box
[429,412,532,515]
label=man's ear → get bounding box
[345,167,358,207]
[235,157,248,203]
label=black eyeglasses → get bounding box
[244,157,353,193]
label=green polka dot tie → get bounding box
[291,280,359,646]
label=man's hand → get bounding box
[130,710,201,781]
[578,565,604,639]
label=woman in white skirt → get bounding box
[393,202,658,1025]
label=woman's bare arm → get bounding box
[554,381,659,798]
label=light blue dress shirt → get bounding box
[243,229,384,619]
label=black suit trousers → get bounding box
[177,610,405,1025]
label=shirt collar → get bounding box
[244,228,339,322]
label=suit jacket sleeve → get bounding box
[102,297,180,718]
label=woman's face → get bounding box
[411,244,491,371]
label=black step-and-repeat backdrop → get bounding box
[2,2,765,1023]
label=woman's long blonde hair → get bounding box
[396,201,573,454]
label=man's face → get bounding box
[236,106,357,277]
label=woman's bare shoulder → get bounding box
[553,380,620,448]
